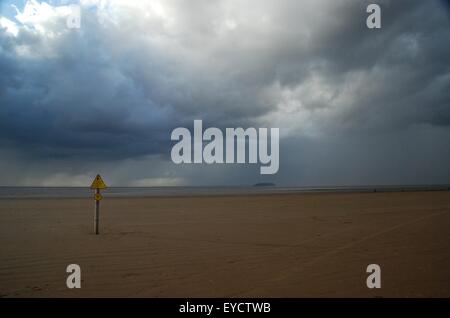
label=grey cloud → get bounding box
[0,0,449,185]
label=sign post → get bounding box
[90,174,107,235]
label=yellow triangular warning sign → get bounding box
[90,174,107,189]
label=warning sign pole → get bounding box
[94,188,100,235]
[90,174,107,235]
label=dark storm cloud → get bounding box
[261,0,450,133]
[0,22,175,160]
[0,0,449,185]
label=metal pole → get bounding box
[94,188,100,235]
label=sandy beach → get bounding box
[0,190,449,297]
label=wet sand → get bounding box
[0,190,449,297]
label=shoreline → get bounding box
[0,185,449,200]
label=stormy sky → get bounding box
[0,0,449,186]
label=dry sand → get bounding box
[0,191,449,297]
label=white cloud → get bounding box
[14,0,74,34]
[130,177,186,187]
[0,17,18,36]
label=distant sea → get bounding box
[0,185,449,199]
